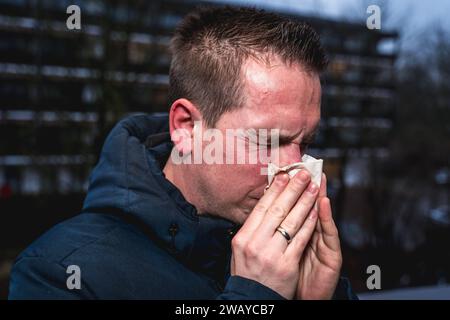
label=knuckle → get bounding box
[252,203,267,215]
[301,190,317,204]
[333,228,339,237]
[267,205,286,220]
[244,242,259,259]
[290,174,308,190]
[231,235,245,250]
[287,180,309,197]
[260,253,277,268]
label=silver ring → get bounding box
[276,226,292,243]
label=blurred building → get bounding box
[0,0,397,250]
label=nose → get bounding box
[276,143,302,167]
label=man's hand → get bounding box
[230,171,319,299]
[295,173,342,300]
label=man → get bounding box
[9,6,356,299]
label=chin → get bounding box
[213,202,257,225]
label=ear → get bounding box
[168,98,202,155]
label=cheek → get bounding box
[226,163,268,188]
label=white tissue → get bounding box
[267,154,323,188]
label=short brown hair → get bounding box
[169,6,328,127]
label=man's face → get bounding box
[193,56,321,224]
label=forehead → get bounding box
[218,56,321,134]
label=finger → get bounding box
[284,205,318,260]
[318,173,327,198]
[314,173,327,229]
[237,173,289,237]
[318,197,340,251]
[271,180,319,252]
[254,170,311,240]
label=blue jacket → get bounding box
[8,114,356,300]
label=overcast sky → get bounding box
[220,0,450,30]
[215,0,450,52]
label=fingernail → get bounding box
[299,170,310,182]
[275,173,289,184]
[307,182,318,194]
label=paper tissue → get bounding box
[267,154,323,188]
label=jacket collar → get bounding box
[82,114,239,284]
